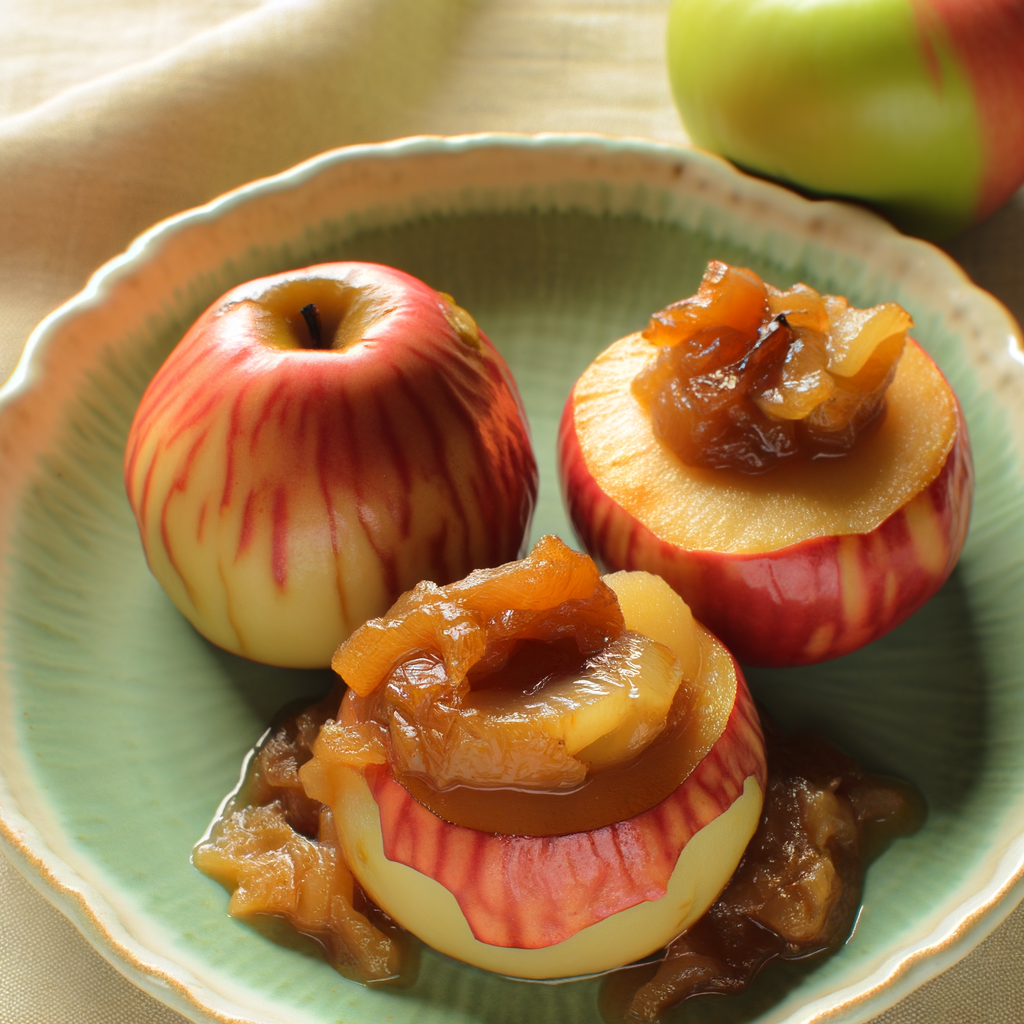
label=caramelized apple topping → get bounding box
[248,693,338,837]
[194,704,417,983]
[324,536,686,792]
[632,261,912,473]
[194,802,405,981]
[602,718,924,1023]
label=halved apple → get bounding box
[124,262,537,668]
[300,553,766,978]
[558,300,973,667]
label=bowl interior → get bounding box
[4,141,1024,1024]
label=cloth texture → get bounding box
[1,1,1022,1021]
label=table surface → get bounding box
[1,2,1023,1022]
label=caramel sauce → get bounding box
[196,696,921,1006]
[600,716,924,1023]
[393,680,705,835]
[322,538,725,834]
[193,687,420,987]
[464,635,587,691]
[330,537,644,796]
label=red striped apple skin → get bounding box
[125,263,537,668]
[559,392,973,668]
[925,0,1024,222]
[368,669,765,949]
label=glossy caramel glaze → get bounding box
[600,716,924,1022]
[392,643,728,836]
[195,694,918,999]
[193,687,419,987]
[633,262,911,474]
[326,537,703,802]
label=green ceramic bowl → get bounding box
[2,134,1023,1024]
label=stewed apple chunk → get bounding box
[632,261,911,472]
[192,696,409,983]
[320,535,699,796]
[602,719,923,1022]
[193,803,402,981]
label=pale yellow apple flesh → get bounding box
[573,334,957,554]
[457,632,683,778]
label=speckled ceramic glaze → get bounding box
[1,135,1023,1024]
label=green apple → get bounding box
[666,0,1024,238]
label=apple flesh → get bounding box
[124,262,537,668]
[306,667,762,977]
[301,569,767,977]
[558,333,973,667]
[667,0,1024,239]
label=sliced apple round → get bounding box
[558,323,973,667]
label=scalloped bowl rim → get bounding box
[0,132,1022,1024]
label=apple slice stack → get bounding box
[300,536,767,979]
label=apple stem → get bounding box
[301,303,323,348]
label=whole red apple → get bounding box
[124,262,537,668]
[667,0,1024,239]
[558,329,973,667]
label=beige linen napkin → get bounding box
[1,1,1022,1021]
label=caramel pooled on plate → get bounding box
[601,717,923,1022]
[192,692,413,984]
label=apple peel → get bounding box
[559,334,973,666]
[356,665,763,950]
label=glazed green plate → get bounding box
[2,135,1024,1024]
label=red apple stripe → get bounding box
[161,381,229,450]
[157,424,211,588]
[249,376,289,452]
[134,448,159,535]
[271,486,288,589]
[124,262,538,667]
[910,0,944,90]
[235,490,257,560]
[922,0,1024,219]
[388,368,460,546]
[196,499,208,545]
[220,389,245,511]
[316,433,349,625]
[404,347,503,563]
[369,672,765,949]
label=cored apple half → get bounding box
[301,569,766,979]
[124,262,537,668]
[559,333,973,667]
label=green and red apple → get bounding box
[124,262,537,668]
[667,0,1024,238]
